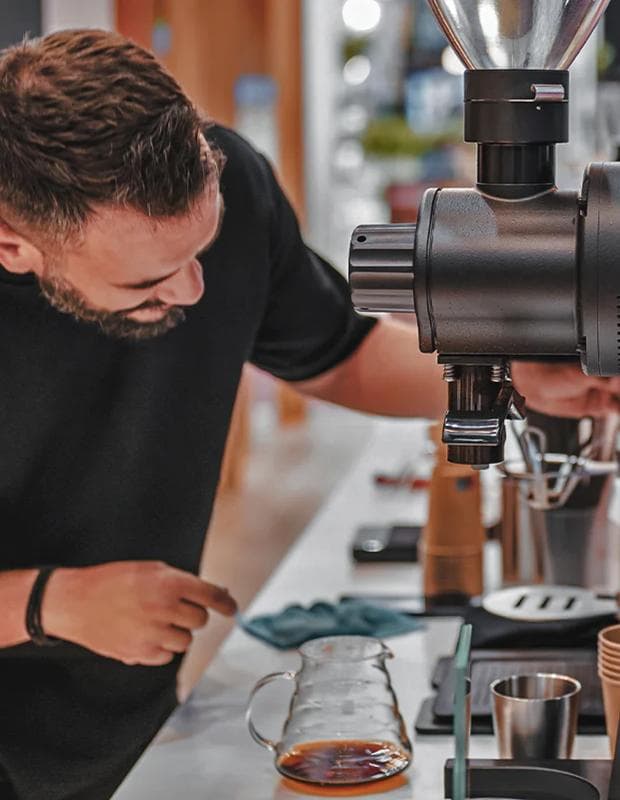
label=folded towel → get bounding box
[237,599,423,650]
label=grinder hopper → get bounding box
[428,0,609,71]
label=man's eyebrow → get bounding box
[117,268,182,291]
[113,198,226,291]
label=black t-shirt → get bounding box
[0,126,376,799]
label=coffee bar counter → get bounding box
[114,420,609,799]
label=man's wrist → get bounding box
[41,566,82,642]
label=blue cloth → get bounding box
[237,599,423,650]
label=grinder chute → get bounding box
[349,0,612,467]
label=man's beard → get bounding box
[38,271,186,341]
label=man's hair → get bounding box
[0,29,219,238]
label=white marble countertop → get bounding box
[113,419,609,800]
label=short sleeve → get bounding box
[250,158,377,382]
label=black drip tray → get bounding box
[416,648,604,736]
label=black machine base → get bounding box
[445,760,611,800]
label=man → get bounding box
[0,29,616,800]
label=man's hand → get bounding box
[42,561,237,666]
[511,361,620,418]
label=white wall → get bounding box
[41,0,114,33]
[556,33,599,190]
[302,0,341,255]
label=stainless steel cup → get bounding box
[490,673,581,759]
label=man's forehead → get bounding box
[90,187,217,242]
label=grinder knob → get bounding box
[348,223,416,313]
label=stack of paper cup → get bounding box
[597,625,620,753]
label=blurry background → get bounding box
[2,1,620,263]
[1,0,619,692]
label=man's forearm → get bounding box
[1,569,38,647]
[294,318,446,419]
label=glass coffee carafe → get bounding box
[246,635,412,786]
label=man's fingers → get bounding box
[177,575,237,616]
[524,388,611,419]
[583,388,610,417]
[173,601,209,631]
[135,647,176,667]
[159,625,193,653]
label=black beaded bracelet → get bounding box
[26,566,61,647]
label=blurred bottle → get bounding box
[234,74,279,165]
[422,425,484,603]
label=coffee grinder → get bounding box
[349,0,613,471]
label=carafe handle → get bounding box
[246,671,297,751]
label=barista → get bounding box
[0,29,616,800]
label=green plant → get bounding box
[598,41,616,77]
[342,36,369,63]
[361,115,459,157]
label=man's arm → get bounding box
[292,317,446,419]
[1,563,237,664]
[293,317,620,419]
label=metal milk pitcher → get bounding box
[246,635,412,785]
[501,412,619,588]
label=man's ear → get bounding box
[0,219,44,276]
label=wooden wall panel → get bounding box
[115,0,155,49]
[162,0,266,127]
[265,0,304,219]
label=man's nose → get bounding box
[156,259,204,307]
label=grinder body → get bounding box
[349,66,620,466]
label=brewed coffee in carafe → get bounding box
[277,739,410,784]
[246,635,412,786]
